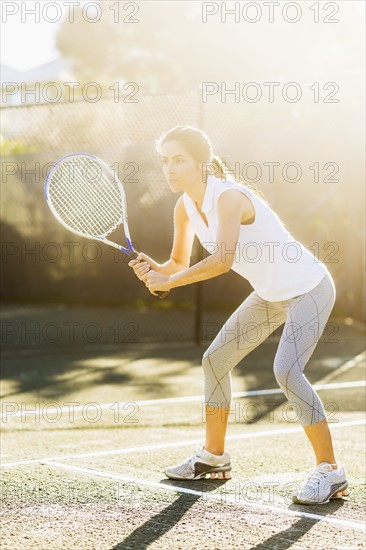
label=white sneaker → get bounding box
[292,462,349,505]
[164,445,232,480]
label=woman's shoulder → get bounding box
[210,175,257,201]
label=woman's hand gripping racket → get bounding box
[44,153,170,298]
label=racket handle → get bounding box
[129,252,170,299]
[155,290,170,299]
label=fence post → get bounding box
[194,282,203,346]
[193,87,205,346]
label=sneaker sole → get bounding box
[330,488,350,499]
[292,482,349,505]
[165,465,232,481]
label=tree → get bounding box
[55,1,200,92]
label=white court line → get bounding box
[316,351,366,384]
[2,379,365,420]
[44,460,366,533]
[2,419,365,468]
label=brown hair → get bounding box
[155,125,267,202]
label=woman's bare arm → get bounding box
[168,190,249,289]
[129,195,195,279]
[155,195,195,275]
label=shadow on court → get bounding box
[1,305,364,411]
[111,488,216,550]
[248,502,347,550]
[1,305,365,549]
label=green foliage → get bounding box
[0,137,37,155]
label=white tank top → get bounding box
[183,175,330,302]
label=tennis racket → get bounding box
[44,152,169,298]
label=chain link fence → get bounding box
[1,89,364,345]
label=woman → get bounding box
[128,126,348,505]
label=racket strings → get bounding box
[79,157,123,216]
[51,185,102,235]
[48,158,124,236]
[50,176,114,236]
[76,159,127,232]
[51,167,99,231]
[74,160,122,230]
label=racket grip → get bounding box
[155,290,170,299]
[129,252,170,299]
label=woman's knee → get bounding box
[273,359,290,387]
[202,348,212,373]
[202,347,225,378]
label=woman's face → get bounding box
[160,140,202,193]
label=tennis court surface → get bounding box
[1,306,365,549]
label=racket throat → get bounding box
[122,238,138,259]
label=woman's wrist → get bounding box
[150,261,163,273]
[155,259,182,276]
[167,273,181,289]
[165,275,174,291]
[141,255,161,273]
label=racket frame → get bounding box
[44,152,138,258]
[44,153,168,296]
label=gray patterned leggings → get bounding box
[202,272,336,426]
